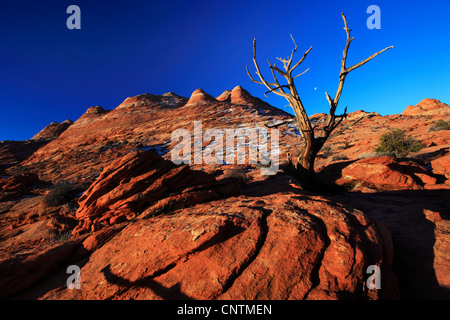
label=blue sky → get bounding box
[0,0,449,140]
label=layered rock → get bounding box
[229,85,257,104]
[117,92,188,109]
[0,173,41,202]
[41,193,399,300]
[17,86,291,183]
[402,98,449,116]
[185,89,218,105]
[0,89,449,300]
[335,156,438,191]
[72,150,239,235]
[337,188,450,299]
[31,120,73,140]
[431,153,450,178]
[346,110,380,121]
[216,89,232,102]
[0,239,84,298]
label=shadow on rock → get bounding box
[336,188,450,299]
[101,265,194,300]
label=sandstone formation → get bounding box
[14,87,291,183]
[431,153,450,178]
[337,188,450,299]
[0,87,449,300]
[37,193,398,300]
[216,89,232,102]
[0,140,49,175]
[72,150,239,235]
[335,156,438,191]
[31,120,73,141]
[185,89,218,106]
[0,119,73,176]
[0,173,41,202]
[402,98,449,116]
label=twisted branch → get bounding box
[321,13,394,138]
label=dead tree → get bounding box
[247,13,393,189]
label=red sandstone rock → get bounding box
[309,112,327,120]
[0,239,83,298]
[216,90,231,102]
[117,92,188,110]
[415,173,437,185]
[335,156,437,191]
[230,86,256,104]
[72,150,239,235]
[40,193,399,300]
[433,218,450,291]
[185,89,218,105]
[431,153,450,178]
[0,140,49,175]
[338,189,450,299]
[0,173,41,201]
[402,98,449,116]
[31,120,73,141]
[0,88,449,300]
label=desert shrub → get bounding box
[44,181,86,207]
[331,154,349,161]
[222,168,250,184]
[429,119,450,132]
[319,146,333,158]
[48,230,72,243]
[338,141,352,150]
[358,152,376,159]
[373,129,423,157]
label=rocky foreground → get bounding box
[0,88,449,299]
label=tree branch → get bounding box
[346,46,394,73]
[247,39,290,98]
[331,113,366,137]
[276,34,299,71]
[269,64,286,77]
[331,106,347,131]
[246,65,264,85]
[290,46,313,74]
[265,84,290,95]
[288,34,298,69]
[268,61,287,94]
[321,13,393,138]
[293,68,310,79]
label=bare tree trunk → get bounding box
[289,136,324,190]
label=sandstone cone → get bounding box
[402,98,448,116]
[31,120,73,140]
[185,89,218,105]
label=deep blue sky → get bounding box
[0,0,449,140]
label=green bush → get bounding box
[374,129,423,157]
[429,119,450,132]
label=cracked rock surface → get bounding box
[39,193,398,300]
